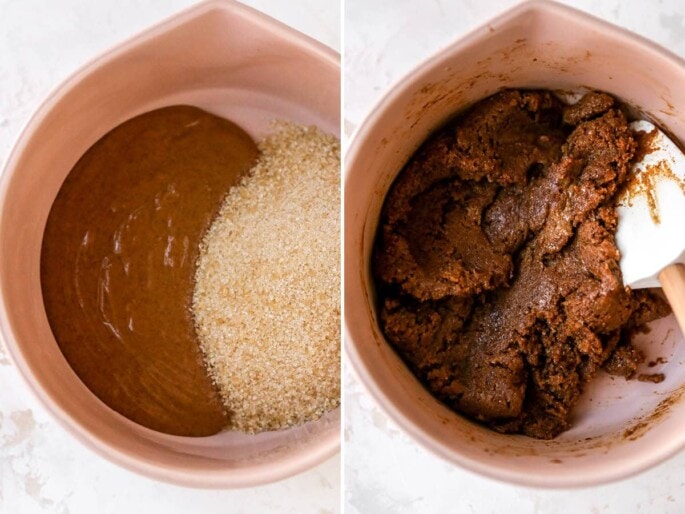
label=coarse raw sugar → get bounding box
[192,122,340,433]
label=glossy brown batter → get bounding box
[41,106,258,436]
[374,90,671,439]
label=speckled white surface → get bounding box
[0,1,339,512]
[344,1,685,513]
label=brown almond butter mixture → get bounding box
[41,106,257,436]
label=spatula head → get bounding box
[616,120,685,289]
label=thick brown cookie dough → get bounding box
[374,90,671,439]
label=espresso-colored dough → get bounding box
[374,90,671,439]
[41,106,258,436]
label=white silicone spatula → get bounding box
[616,120,685,332]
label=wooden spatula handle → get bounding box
[659,263,685,334]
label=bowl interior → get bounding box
[345,0,685,487]
[1,1,340,488]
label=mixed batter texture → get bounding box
[373,90,670,439]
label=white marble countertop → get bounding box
[344,0,685,513]
[0,1,339,513]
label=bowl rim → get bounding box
[344,0,685,489]
[0,0,340,489]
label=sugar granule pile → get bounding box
[192,122,340,433]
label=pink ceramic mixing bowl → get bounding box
[345,0,685,488]
[0,0,340,488]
